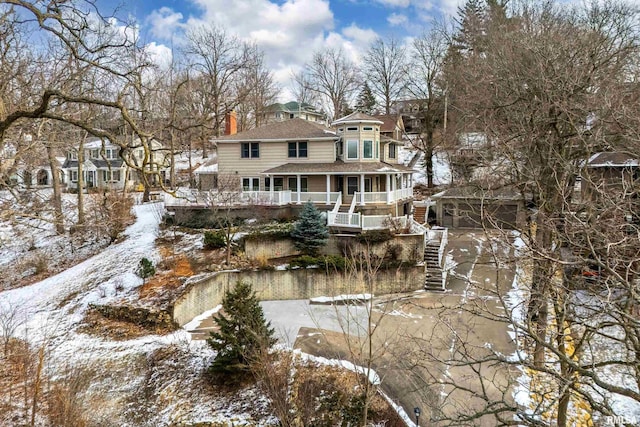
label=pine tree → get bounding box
[452,0,488,56]
[354,82,376,115]
[207,281,275,379]
[291,201,329,256]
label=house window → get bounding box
[68,151,77,160]
[289,113,295,119]
[389,144,396,159]
[91,149,99,159]
[266,177,284,191]
[105,149,117,159]
[363,140,373,159]
[347,140,359,159]
[241,142,260,158]
[288,177,308,192]
[375,141,379,159]
[347,126,358,131]
[275,112,281,119]
[288,141,308,158]
[365,178,372,192]
[363,126,373,131]
[242,177,260,191]
[347,177,359,195]
[71,170,78,182]
[102,170,121,182]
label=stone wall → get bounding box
[172,266,424,326]
[244,234,424,263]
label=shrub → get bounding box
[291,201,328,256]
[289,255,347,271]
[203,230,226,250]
[136,258,155,282]
[244,225,294,242]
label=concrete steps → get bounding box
[424,242,445,291]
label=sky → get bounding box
[100,0,460,100]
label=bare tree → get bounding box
[405,27,449,188]
[236,51,279,131]
[411,0,640,425]
[367,36,408,115]
[300,48,360,120]
[183,25,260,156]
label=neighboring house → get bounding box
[61,137,169,191]
[393,99,427,134]
[9,158,66,188]
[372,114,405,141]
[261,101,327,126]
[214,113,415,230]
[431,186,526,229]
[194,158,218,191]
[581,151,639,200]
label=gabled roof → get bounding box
[214,118,337,142]
[372,114,403,133]
[586,152,639,167]
[262,161,413,175]
[332,112,384,126]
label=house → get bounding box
[581,152,639,200]
[213,112,415,230]
[372,114,405,141]
[431,186,526,229]
[393,99,427,134]
[61,137,169,191]
[261,101,327,126]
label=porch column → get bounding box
[268,174,274,203]
[386,174,391,204]
[296,174,302,204]
[360,174,365,205]
[326,174,331,204]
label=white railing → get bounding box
[393,187,413,200]
[362,215,391,229]
[291,191,340,204]
[410,219,428,235]
[328,212,361,227]
[348,193,358,214]
[331,192,342,214]
[362,192,388,203]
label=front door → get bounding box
[336,175,344,193]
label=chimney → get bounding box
[225,110,237,135]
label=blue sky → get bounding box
[101,0,459,96]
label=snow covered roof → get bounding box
[262,161,413,175]
[193,159,218,174]
[586,152,639,168]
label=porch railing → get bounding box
[291,191,340,204]
[327,212,361,227]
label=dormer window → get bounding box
[389,144,397,159]
[68,151,77,160]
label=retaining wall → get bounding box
[172,266,424,326]
[244,234,424,263]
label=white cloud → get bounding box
[387,13,408,26]
[146,7,185,40]
[375,0,411,7]
[342,23,378,46]
[145,42,173,70]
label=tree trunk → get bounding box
[77,139,85,225]
[170,128,176,189]
[46,144,64,234]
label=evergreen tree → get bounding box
[207,281,275,379]
[291,201,329,256]
[452,0,488,56]
[136,258,155,282]
[354,82,376,115]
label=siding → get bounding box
[217,139,336,177]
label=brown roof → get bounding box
[332,112,384,126]
[215,118,337,142]
[373,114,401,133]
[261,161,414,175]
[587,152,638,167]
[433,186,522,200]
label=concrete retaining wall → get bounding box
[172,266,424,326]
[244,234,424,263]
